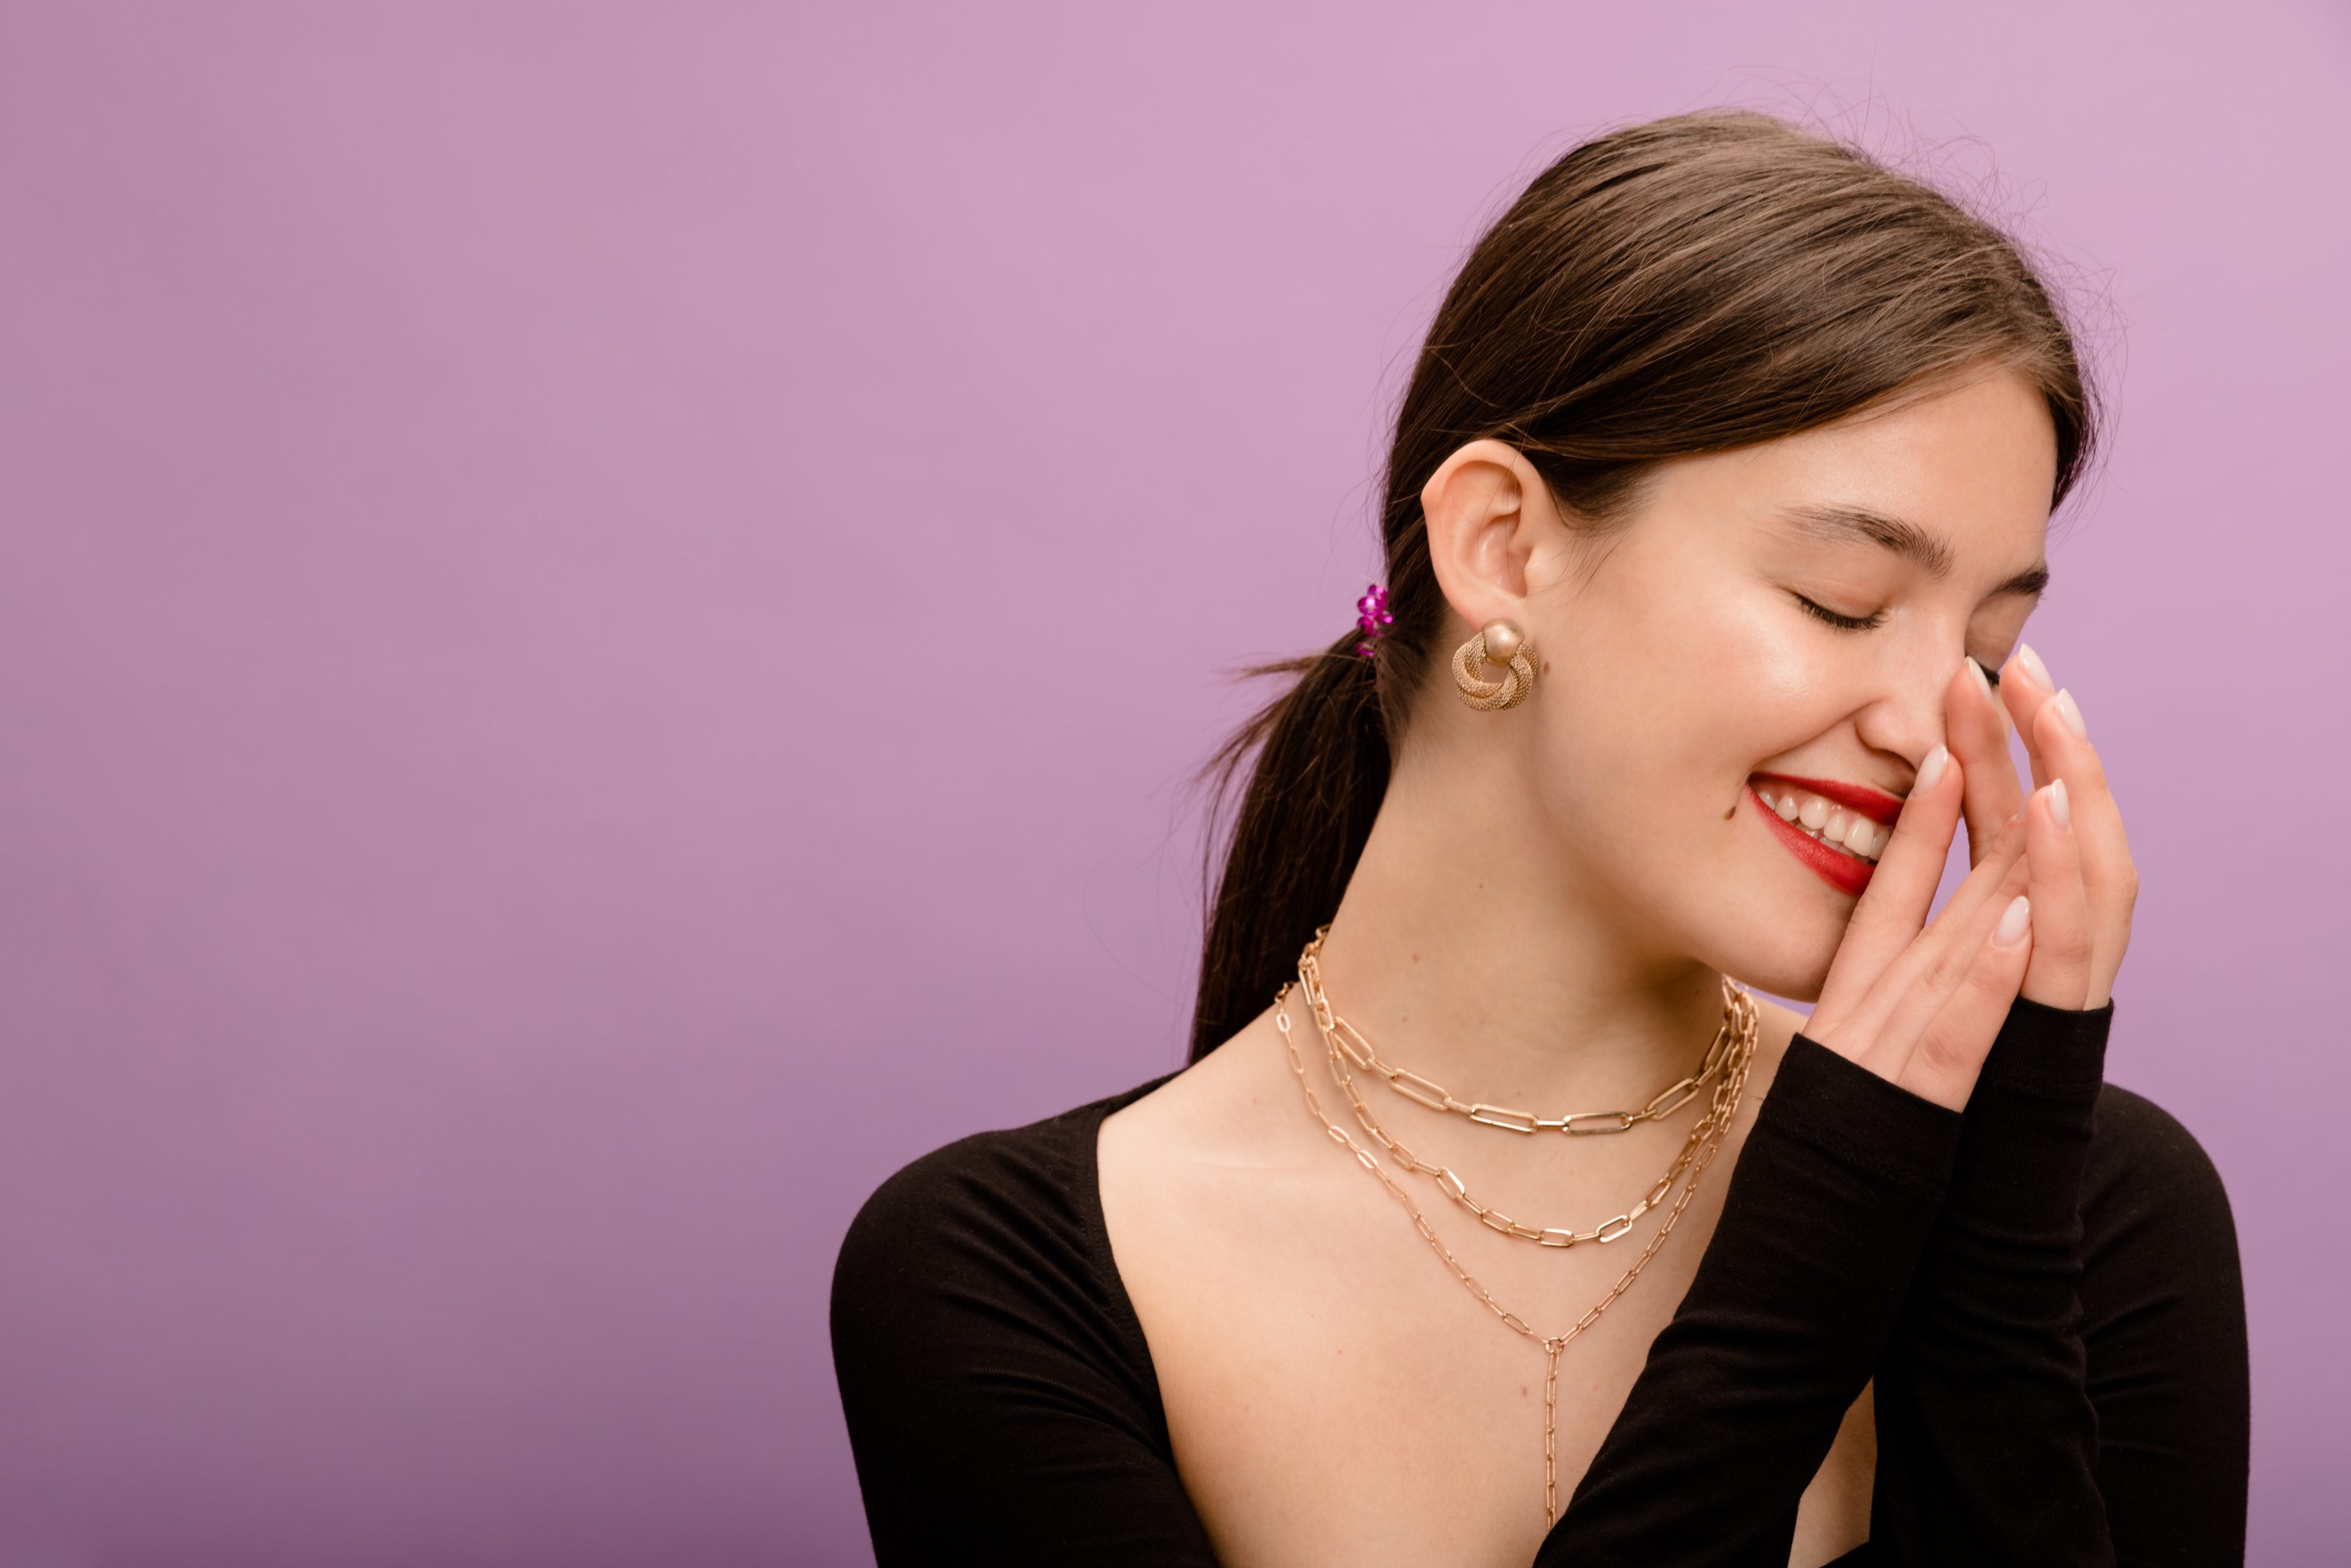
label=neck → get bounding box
[1308,730,1728,1115]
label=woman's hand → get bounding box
[1944,647,2138,1009]
[1804,723,2036,1111]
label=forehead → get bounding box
[1639,369,2059,571]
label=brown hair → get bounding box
[1187,108,2098,1062]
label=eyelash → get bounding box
[1793,594,1886,632]
[1792,595,2003,685]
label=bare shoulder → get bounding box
[1098,997,1330,1192]
[1094,991,1388,1362]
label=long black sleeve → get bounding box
[1869,998,2118,1563]
[1537,1034,1965,1566]
[1548,1003,2248,1568]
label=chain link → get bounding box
[1304,923,1739,1136]
[1275,933,1758,1527]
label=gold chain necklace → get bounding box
[1297,935,1749,1247]
[1308,938,1741,1138]
[1275,931,1758,1525]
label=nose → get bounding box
[1854,644,1963,786]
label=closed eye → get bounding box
[1793,593,1885,632]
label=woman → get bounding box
[831,109,2248,1565]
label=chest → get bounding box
[1103,1144,1875,1567]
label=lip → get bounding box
[1749,783,1877,897]
[1748,772,1905,826]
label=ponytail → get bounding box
[1187,630,1392,1062]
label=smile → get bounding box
[1747,774,1905,897]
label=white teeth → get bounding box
[1758,782,1891,863]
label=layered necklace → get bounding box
[1275,923,1758,1524]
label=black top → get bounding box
[831,999,2248,1565]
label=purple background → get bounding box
[2,3,2343,1564]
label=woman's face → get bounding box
[1501,369,2059,1002]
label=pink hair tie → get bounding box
[1354,583,1393,658]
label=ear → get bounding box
[1418,439,1565,633]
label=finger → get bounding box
[2000,642,2058,791]
[2031,687,2137,1008]
[1822,814,2026,1077]
[1950,656,2024,867]
[1901,889,2036,1110]
[1812,744,1961,1029]
[2019,779,2091,1010]
[1862,850,2033,1098]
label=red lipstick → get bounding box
[1749,783,1877,897]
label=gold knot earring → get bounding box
[1453,619,1536,711]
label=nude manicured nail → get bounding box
[2017,642,2053,690]
[1966,656,1994,702]
[2052,688,2088,740]
[1993,894,2033,949]
[2047,777,2070,828]
[1916,744,1950,794]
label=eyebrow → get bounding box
[1775,502,2050,598]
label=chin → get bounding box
[1733,958,1830,1007]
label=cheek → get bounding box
[1534,577,1867,992]
[1569,572,1846,781]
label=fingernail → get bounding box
[1966,656,1994,703]
[1993,894,2033,949]
[2047,777,2070,828]
[1916,743,1950,794]
[2017,642,2053,691]
[2052,688,2088,740]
